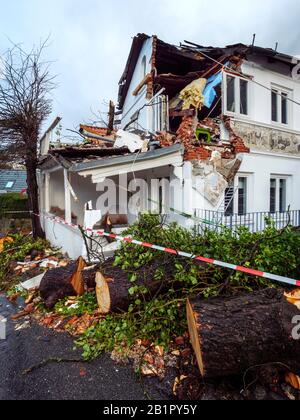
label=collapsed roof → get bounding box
[118,34,299,110]
[41,35,299,172]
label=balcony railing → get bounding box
[194,209,300,233]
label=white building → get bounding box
[38,34,300,258]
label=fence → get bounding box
[195,209,300,233]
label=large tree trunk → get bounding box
[26,153,45,239]
[187,288,300,379]
[83,260,175,314]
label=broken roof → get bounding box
[118,34,299,109]
[38,144,184,175]
[79,125,113,138]
[118,33,150,110]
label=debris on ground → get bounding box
[3,214,300,400]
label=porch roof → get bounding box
[39,144,184,182]
[74,143,184,183]
[70,143,183,173]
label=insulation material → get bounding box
[115,130,148,153]
[179,78,206,110]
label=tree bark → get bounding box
[39,257,87,309]
[26,153,45,239]
[83,260,175,314]
[187,288,300,379]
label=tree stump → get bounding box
[187,288,300,378]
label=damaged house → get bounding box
[38,34,300,258]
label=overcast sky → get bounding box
[0,0,299,138]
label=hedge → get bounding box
[0,193,29,219]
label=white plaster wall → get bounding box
[233,61,300,133]
[121,37,153,130]
[43,217,84,259]
[238,152,300,212]
[49,169,65,210]
[188,151,300,214]
[69,173,101,225]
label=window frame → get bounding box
[223,71,251,118]
[5,181,14,189]
[269,176,289,214]
[224,174,252,216]
[271,84,292,127]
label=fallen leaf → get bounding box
[154,345,164,357]
[285,290,300,307]
[7,294,18,302]
[285,372,300,390]
[171,350,181,357]
[141,366,158,376]
[0,236,13,253]
[181,348,192,358]
[155,356,165,369]
[80,367,87,377]
[173,377,180,395]
[25,292,36,305]
[173,375,188,395]
[144,353,155,365]
[175,336,185,346]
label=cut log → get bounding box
[39,257,87,309]
[187,288,300,379]
[95,272,111,314]
[71,257,87,295]
[91,260,175,314]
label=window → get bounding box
[270,179,276,213]
[224,186,234,216]
[225,73,249,116]
[240,79,248,115]
[279,179,287,213]
[141,55,147,79]
[224,176,248,216]
[5,181,14,189]
[271,87,290,125]
[238,177,247,215]
[226,75,235,113]
[270,178,288,213]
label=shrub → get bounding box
[0,193,28,219]
[76,213,300,360]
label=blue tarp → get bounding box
[203,72,223,108]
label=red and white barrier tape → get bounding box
[35,212,300,288]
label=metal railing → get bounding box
[195,209,300,233]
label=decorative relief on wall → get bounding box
[231,121,300,155]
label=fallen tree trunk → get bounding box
[91,260,175,314]
[39,257,87,309]
[187,288,300,379]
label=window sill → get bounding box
[224,111,251,121]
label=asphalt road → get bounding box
[0,294,169,401]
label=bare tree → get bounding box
[0,41,56,238]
